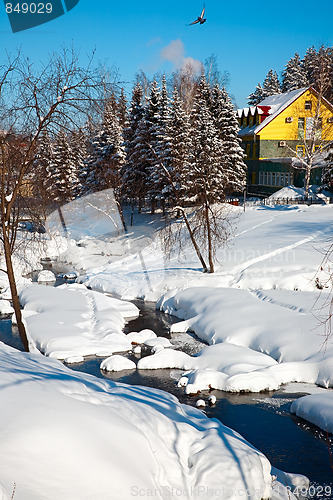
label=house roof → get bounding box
[253,87,309,133]
[238,86,318,137]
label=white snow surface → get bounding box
[54,203,333,431]
[0,342,275,500]
[290,392,333,434]
[155,287,333,393]
[1,200,332,487]
[268,184,328,201]
[19,283,139,360]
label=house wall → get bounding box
[246,159,322,195]
[258,139,325,159]
[259,88,333,142]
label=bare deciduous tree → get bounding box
[0,47,110,351]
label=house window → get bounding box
[258,171,293,186]
[305,101,312,110]
[298,118,305,139]
[246,144,251,158]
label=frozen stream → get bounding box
[0,287,332,496]
[65,300,333,496]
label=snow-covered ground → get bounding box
[1,187,333,497]
[50,195,333,438]
[2,341,306,500]
[20,283,139,361]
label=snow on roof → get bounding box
[238,87,311,137]
[253,87,309,133]
[259,87,308,108]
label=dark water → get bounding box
[1,293,333,496]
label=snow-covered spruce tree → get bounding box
[321,149,333,192]
[121,81,149,210]
[48,130,78,204]
[302,46,318,85]
[166,87,193,204]
[85,96,126,196]
[247,70,280,105]
[282,52,308,93]
[144,78,162,212]
[301,45,333,101]
[69,128,88,198]
[117,87,128,130]
[150,75,173,213]
[188,75,232,273]
[211,84,247,194]
[247,83,264,106]
[33,132,54,206]
[262,69,281,97]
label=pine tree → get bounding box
[190,76,224,203]
[118,87,128,130]
[85,97,126,195]
[312,46,333,101]
[48,130,77,204]
[166,87,193,204]
[150,75,173,208]
[189,76,230,272]
[70,128,87,198]
[212,84,246,193]
[121,82,148,207]
[33,132,54,204]
[322,149,333,191]
[302,46,318,86]
[145,78,162,209]
[247,83,264,106]
[282,53,308,93]
[262,69,281,97]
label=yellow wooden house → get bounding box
[238,87,333,194]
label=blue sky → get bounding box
[0,0,332,107]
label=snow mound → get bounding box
[37,270,56,282]
[19,284,139,359]
[0,300,14,317]
[144,337,173,348]
[157,287,333,393]
[290,392,333,434]
[268,184,324,201]
[100,355,136,372]
[127,329,157,344]
[0,343,275,500]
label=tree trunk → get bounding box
[205,200,214,273]
[179,207,208,273]
[304,163,312,199]
[151,198,156,215]
[2,225,29,352]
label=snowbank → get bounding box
[153,287,333,393]
[267,185,326,201]
[77,204,333,297]
[0,342,276,500]
[290,392,333,434]
[19,283,139,360]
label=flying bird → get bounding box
[188,4,206,25]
